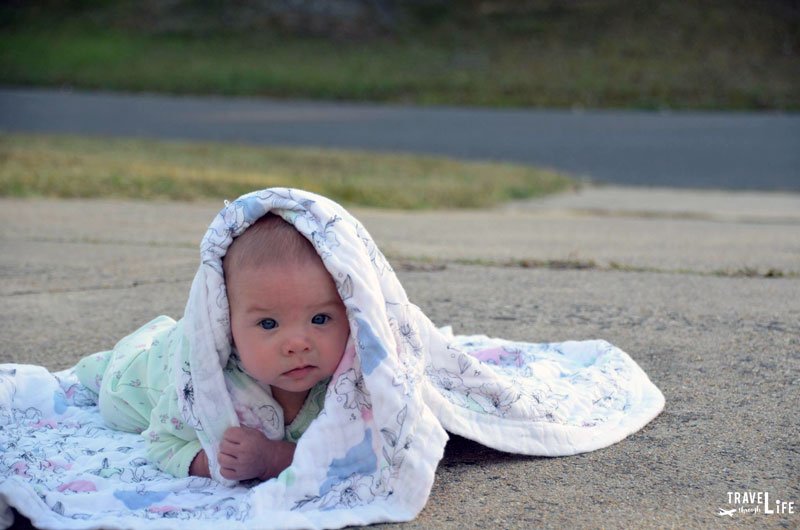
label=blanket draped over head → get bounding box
[0,188,664,530]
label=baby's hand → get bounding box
[218,426,294,481]
[218,426,271,480]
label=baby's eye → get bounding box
[311,314,330,325]
[259,318,277,330]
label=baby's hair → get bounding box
[223,213,319,279]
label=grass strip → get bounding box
[1,1,796,110]
[0,133,572,209]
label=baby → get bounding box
[76,213,350,481]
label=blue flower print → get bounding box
[235,196,268,227]
[355,318,389,375]
[319,429,377,496]
[113,488,170,510]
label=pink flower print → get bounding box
[472,347,504,364]
[472,346,524,368]
[57,480,97,493]
[11,461,30,477]
[234,404,259,429]
[170,417,183,430]
[43,459,72,472]
[148,505,180,515]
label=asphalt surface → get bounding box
[1,87,799,191]
[1,187,798,529]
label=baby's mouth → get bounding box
[283,365,314,379]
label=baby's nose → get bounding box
[283,334,311,355]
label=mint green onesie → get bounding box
[75,322,326,478]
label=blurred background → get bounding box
[1,0,798,203]
[2,0,798,109]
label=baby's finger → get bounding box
[218,456,244,478]
[219,465,240,480]
[220,427,247,450]
[217,451,239,469]
[218,440,234,456]
[223,426,246,444]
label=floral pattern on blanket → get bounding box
[434,335,635,427]
[0,366,252,523]
[0,333,637,525]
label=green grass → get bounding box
[0,133,573,209]
[1,1,797,110]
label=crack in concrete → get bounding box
[4,277,190,297]
[2,235,197,249]
[564,208,800,227]
[385,255,800,280]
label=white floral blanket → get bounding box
[0,188,664,529]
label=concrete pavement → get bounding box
[1,186,798,528]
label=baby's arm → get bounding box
[189,449,211,478]
[143,385,205,478]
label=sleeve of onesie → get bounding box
[141,382,203,478]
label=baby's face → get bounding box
[227,257,349,408]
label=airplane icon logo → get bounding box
[717,507,736,517]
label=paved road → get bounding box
[2,188,799,528]
[1,87,798,191]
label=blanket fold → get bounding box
[0,188,664,529]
